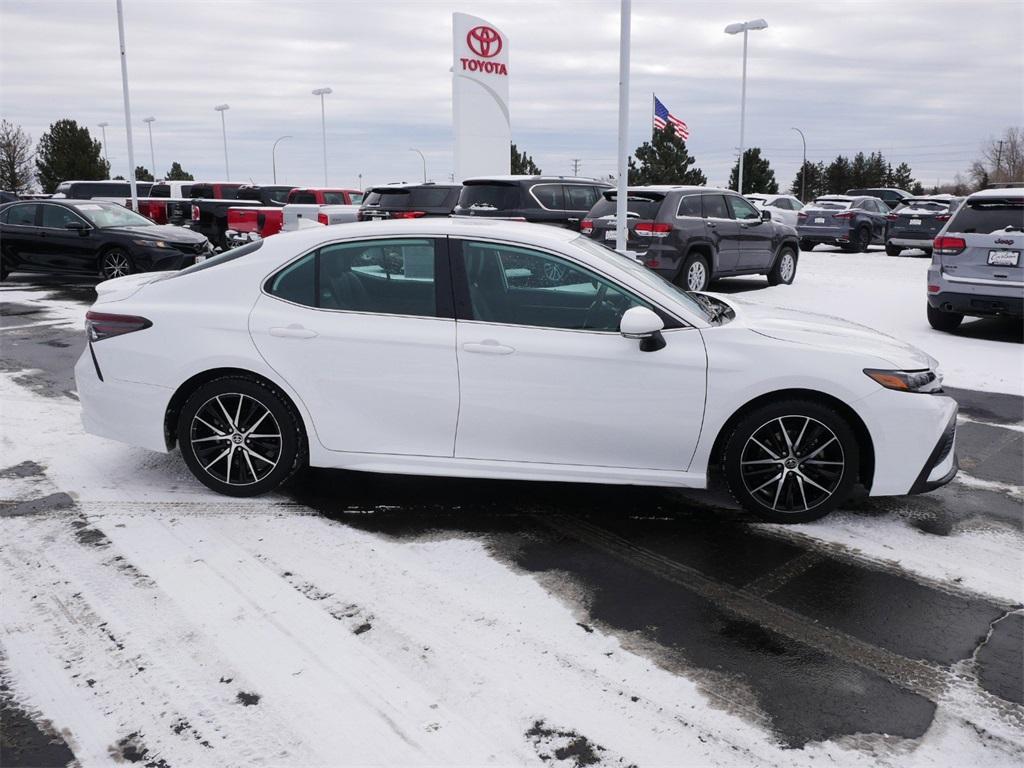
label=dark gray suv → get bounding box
[580,186,800,291]
[452,176,611,229]
[797,195,891,252]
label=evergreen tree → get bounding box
[35,119,109,193]
[0,120,35,193]
[165,161,194,181]
[135,166,154,182]
[849,152,869,189]
[790,160,826,201]
[865,152,889,187]
[727,148,778,194]
[890,162,916,191]
[510,144,541,175]
[824,155,852,194]
[628,124,706,185]
[910,181,925,195]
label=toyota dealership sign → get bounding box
[453,13,510,179]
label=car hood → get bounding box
[109,225,208,243]
[721,296,937,370]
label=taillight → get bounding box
[634,222,672,238]
[933,236,966,255]
[191,204,200,221]
[797,212,807,220]
[85,311,152,342]
[935,213,951,221]
[885,214,899,221]
[357,210,367,221]
[391,211,426,219]
[318,212,329,226]
[834,212,855,220]
[580,219,594,235]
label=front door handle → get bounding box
[269,324,318,339]
[463,339,515,355]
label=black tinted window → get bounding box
[531,184,564,209]
[290,192,317,204]
[319,238,437,316]
[5,203,37,225]
[701,195,729,219]
[41,204,83,228]
[457,184,519,212]
[565,185,600,211]
[589,194,664,219]
[408,187,453,208]
[948,200,1024,234]
[322,192,344,205]
[773,198,792,211]
[190,185,213,198]
[219,186,240,200]
[267,251,316,305]
[677,195,701,217]
[150,184,170,198]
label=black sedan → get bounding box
[0,199,212,281]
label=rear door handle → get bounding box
[463,339,515,355]
[269,324,318,339]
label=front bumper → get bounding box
[910,409,958,494]
[927,290,1023,318]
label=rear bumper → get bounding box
[889,236,934,248]
[927,290,1023,317]
[909,409,958,494]
[797,226,850,243]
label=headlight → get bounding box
[132,239,171,248]
[864,368,943,393]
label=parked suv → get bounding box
[845,187,911,210]
[885,195,962,256]
[357,183,461,221]
[453,176,611,229]
[580,186,800,291]
[926,188,1023,331]
[798,195,890,252]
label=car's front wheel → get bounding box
[767,247,797,286]
[177,375,306,496]
[679,253,710,291]
[723,400,859,523]
[927,302,964,332]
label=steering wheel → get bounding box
[583,283,624,330]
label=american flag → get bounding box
[653,95,690,141]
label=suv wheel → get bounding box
[723,400,859,523]
[927,302,964,332]
[767,247,797,286]
[177,375,306,497]
[680,253,710,292]
[856,226,872,252]
[799,239,815,252]
[885,242,902,257]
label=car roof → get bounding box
[815,195,854,201]
[463,175,606,184]
[846,187,909,193]
[967,187,1024,200]
[606,185,733,195]
[369,182,461,191]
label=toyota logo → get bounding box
[467,25,502,58]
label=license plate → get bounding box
[604,230,617,240]
[194,255,207,264]
[988,250,1020,266]
[814,217,825,224]
[909,218,922,226]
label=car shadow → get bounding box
[2,273,98,303]
[709,277,771,294]
[945,316,1023,344]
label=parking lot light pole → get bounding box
[115,0,138,212]
[791,127,807,201]
[724,18,768,195]
[410,148,427,183]
[271,135,291,184]
[312,87,332,186]
[614,0,631,254]
[97,122,110,172]
[142,116,156,178]
[214,104,230,180]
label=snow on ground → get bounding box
[714,248,1024,396]
[2,351,1023,765]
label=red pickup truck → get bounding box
[226,188,364,244]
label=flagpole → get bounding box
[652,92,655,139]
[614,0,631,255]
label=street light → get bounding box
[142,116,156,177]
[272,135,291,184]
[312,87,332,186]
[214,104,230,180]
[98,122,110,171]
[409,148,426,183]
[724,18,768,195]
[791,127,807,202]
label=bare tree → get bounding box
[970,126,1023,188]
[0,119,35,193]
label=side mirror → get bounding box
[65,221,89,235]
[620,306,666,352]
[761,209,772,222]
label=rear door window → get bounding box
[948,199,1024,234]
[531,184,565,210]
[5,203,37,226]
[701,194,730,219]
[290,191,317,204]
[322,192,345,205]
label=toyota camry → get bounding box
[75,219,958,523]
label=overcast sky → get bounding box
[1,0,1022,191]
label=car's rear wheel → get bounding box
[927,302,964,332]
[767,246,797,286]
[679,253,710,292]
[100,248,133,280]
[885,242,902,257]
[723,399,859,523]
[799,239,815,252]
[177,375,305,497]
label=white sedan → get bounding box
[76,219,957,522]
[746,194,805,228]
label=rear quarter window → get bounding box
[948,200,1024,234]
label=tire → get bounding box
[767,246,797,286]
[723,399,860,523]
[99,247,134,280]
[799,239,815,252]
[885,242,902,257]
[856,226,872,253]
[177,375,306,497]
[679,252,710,292]
[927,302,964,332]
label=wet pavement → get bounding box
[1,274,1022,765]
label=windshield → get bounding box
[570,236,714,323]
[456,183,519,212]
[71,202,153,228]
[589,194,664,219]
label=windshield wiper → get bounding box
[690,292,727,323]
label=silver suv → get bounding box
[926,188,1023,331]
